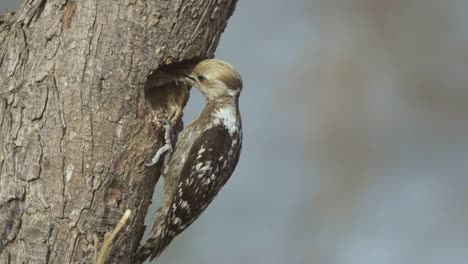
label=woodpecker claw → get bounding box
[146,118,174,167]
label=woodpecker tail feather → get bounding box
[133,234,173,264]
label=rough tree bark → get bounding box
[0,0,237,263]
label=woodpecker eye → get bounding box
[197,75,206,82]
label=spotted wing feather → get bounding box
[167,124,241,235]
[141,124,241,262]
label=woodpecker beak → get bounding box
[182,74,195,81]
[182,74,197,87]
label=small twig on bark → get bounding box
[94,210,132,264]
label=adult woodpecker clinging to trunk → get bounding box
[134,59,243,263]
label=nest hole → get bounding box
[143,59,203,120]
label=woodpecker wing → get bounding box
[142,124,241,261]
[168,124,241,233]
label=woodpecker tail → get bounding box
[133,232,174,264]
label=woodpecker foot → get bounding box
[145,118,174,167]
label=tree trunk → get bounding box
[0,0,237,263]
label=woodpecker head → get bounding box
[183,59,242,100]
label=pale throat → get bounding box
[212,104,239,136]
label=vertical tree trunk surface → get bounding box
[0,0,237,263]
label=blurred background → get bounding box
[2,0,468,263]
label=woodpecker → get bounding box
[134,59,243,263]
